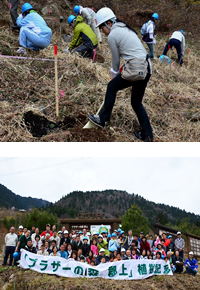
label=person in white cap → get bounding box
[86,232,91,245]
[175,231,185,260]
[97,234,109,256]
[17,225,24,240]
[184,251,198,276]
[120,248,126,259]
[96,248,109,265]
[60,230,70,245]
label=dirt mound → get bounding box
[23,111,113,141]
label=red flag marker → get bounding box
[188,49,190,53]
[54,45,57,55]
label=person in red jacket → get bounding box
[162,233,170,247]
[40,224,53,237]
[140,236,151,253]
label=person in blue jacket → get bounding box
[108,233,119,252]
[16,3,52,53]
[184,251,198,276]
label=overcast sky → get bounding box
[0,157,199,215]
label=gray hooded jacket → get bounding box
[108,22,152,73]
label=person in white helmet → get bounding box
[74,5,102,42]
[88,7,153,142]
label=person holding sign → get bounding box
[88,7,153,142]
[16,3,52,53]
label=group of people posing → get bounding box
[7,3,186,142]
[2,224,198,276]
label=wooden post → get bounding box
[95,19,101,50]
[54,45,59,117]
[188,48,190,67]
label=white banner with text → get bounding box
[19,250,173,280]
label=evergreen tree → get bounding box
[121,203,149,235]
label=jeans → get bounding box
[99,72,153,139]
[179,250,184,260]
[19,27,52,51]
[163,38,183,65]
[186,267,198,276]
[3,246,16,266]
[10,0,19,25]
[147,43,154,58]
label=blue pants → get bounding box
[186,267,198,276]
[19,27,52,51]
[163,38,183,65]
[147,43,154,58]
[3,246,16,266]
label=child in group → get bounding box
[140,249,148,259]
[131,248,139,259]
[90,260,95,266]
[91,238,98,257]
[101,257,107,263]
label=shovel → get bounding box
[83,100,105,129]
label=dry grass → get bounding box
[0,3,200,142]
[0,267,200,290]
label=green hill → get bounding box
[46,189,200,227]
[0,184,49,210]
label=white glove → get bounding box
[64,47,70,54]
[110,68,120,79]
[18,14,23,18]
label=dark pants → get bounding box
[73,43,97,58]
[163,38,183,65]
[99,72,153,139]
[179,250,184,260]
[10,0,19,26]
[186,267,197,276]
[3,246,16,266]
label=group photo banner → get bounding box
[19,250,173,280]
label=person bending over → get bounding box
[66,15,98,58]
[16,3,52,53]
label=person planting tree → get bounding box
[88,7,153,142]
[16,3,52,54]
[66,15,98,58]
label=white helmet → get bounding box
[96,7,116,28]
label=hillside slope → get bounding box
[0,0,200,142]
[47,190,200,226]
[0,267,200,290]
[0,184,49,210]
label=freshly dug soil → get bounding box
[23,111,114,141]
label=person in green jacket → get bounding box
[66,15,98,58]
[97,235,109,256]
[15,230,31,252]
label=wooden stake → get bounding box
[95,19,101,50]
[188,48,190,67]
[54,45,59,117]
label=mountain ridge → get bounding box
[0,184,49,210]
[46,189,200,226]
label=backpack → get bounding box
[141,21,149,36]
